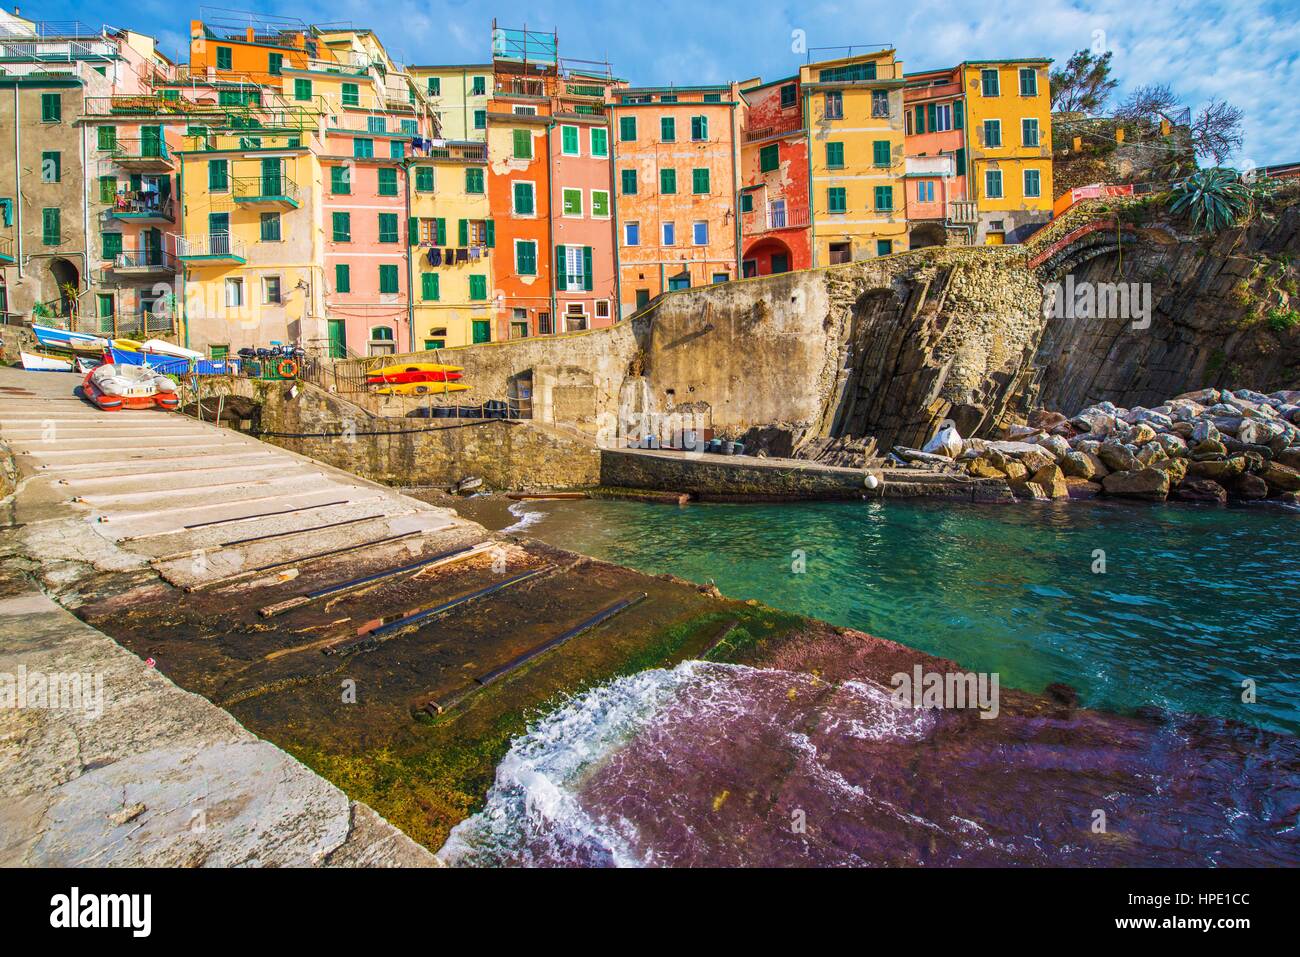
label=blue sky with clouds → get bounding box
[31,0,1299,165]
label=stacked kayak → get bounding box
[83,363,179,411]
[367,362,470,396]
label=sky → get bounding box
[29,0,1300,166]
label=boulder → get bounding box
[1233,472,1269,500]
[1018,447,1057,473]
[1275,447,1300,470]
[1191,420,1220,444]
[1102,468,1171,502]
[1098,442,1140,473]
[1031,463,1069,499]
[1186,458,1246,482]
[1065,478,1103,499]
[1172,480,1228,504]
[1027,409,1068,430]
[1136,441,1168,466]
[1155,433,1188,456]
[1059,450,1096,479]
[966,456,1005,480]
[1130,423,1158,445]
[1003,460,1029,483]
[1021,482,1051,501]
[1152,457,1188,486]
[1035,433,1073,460]
[1259,461,1300,493]
[1191,438,1227,457]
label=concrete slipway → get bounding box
[0,366,820,857]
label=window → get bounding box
[378,167,398,196]
[561,125,580,155]
[917,180,935,203]
[635,289,651,308]
[98,175,117,203]
[826,142,844,169]
[780,83,797,108]
[662,222,675,246]
[624,222,640,246]
[468,274,487,301]
[692,221,708,245]
[415,166,434,192]
[595,300,611,320]
[378,213,399,243]
[378,264,399,294]
[427,77,440,96]
[41,151,60,183]
[621,169,638,195]
[390,140,404,160]
[269,52,283,76]
[824,92,843,119]
[421,271,439,301]
[872,140,891,166]
[985,169,1004,199]
[828,187,846,213]
[101,231,122,260]
[354,138,374,158]
[931,103,954,132]
[474,110,486,130]
[829,241,851,264]
[41,93,61,123]
[559,245,589,290]
[368,116,386,134]
[562,187,582,216]
[1024,168,1042,198]
[740,192,753,213]
[97,126,116,151]
[768,199,787,228]
[515,239,538,275]
[692,168,710,194]
[659,168,676,194]
[619,115,637,141]
[690,115,708,141]
[401,119,417,136]
[224,277,243,307]
[660,116,676,142]
[330,165,350,194]
[512,181,535,215]
[472,75,486,96]
[703,92,722,103]
[216,47,232,70]
[712,273,729,284]
[290,79,311,103]
[877,240,892,257]
[760,144,779,173]
[1019,68,1038,97]
[512,128,532,159]
[981,68,1000,96]
[262,276,281,304]
[871,90,890,118]
[590,127,608,157]
[332,211,351,242]
[335,264,350,293]
[260,211,281,241]
[873,186,893,211]
[511,319,529,339]
[983,119,1001,148]
[465,167,484,194]
[1021,118,1040,147]
[424,339,445,350]
[591,189,610,218]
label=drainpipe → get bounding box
[545,119,555,333]
[80,95,90,304]
[403,153,414,353]
[608,107,622,317]
[179,158,189,349]
[730,99,740,278]
[803,87,816,268]
[14,84,23,281]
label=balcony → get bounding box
[425,142,488,163]
[948,200,978,224]
[110,249,177,277]
[743,117,803,144]
[742,205,810,236]
[176,233,248,265]
[0,235,13,265]
[106,196,175,224]
[109,137,174,172]
[232,175,301,209]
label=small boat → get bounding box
[369,361,463,378]
[32,324,109,352]
[373,381,471,396]
[83,363,179,411]
[20,351,74,372]
[366,369,464,384]
[139,338,204,360]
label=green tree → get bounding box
[1050,49,1118,114]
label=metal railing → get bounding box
[743,205,810,234]
[106,196,175,221]
[109,137,172,163]
[425,143,488,163]
[176,233,248,260]
[743,117,803,143]
[112,249,177,271]
[232,175,301,204]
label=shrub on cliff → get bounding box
[1169,167,1250,232]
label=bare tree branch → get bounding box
[1115,83,1181,123]
[1191,98,1245,165]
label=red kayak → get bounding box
[366,370,464,384]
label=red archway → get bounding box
[742,237,794,278]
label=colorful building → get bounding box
[738,74,812,276]
[609,84,742,316]
[408,64,494,142]
[801,49,908,266]
[903,65,975,247]
[960,59,1053,244]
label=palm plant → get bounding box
[1169,167,1250,232]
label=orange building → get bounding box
[608,84,741,316]
[189,19,313,85]
[738,74,811,276]
[903,65,974,246]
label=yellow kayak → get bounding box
[369,361,463,376]
[374,381,472,396]
[111,338,144,352]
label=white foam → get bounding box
[500,500,545,534]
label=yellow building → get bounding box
[409,141,495,348]
[960,59,1053,244]
[407,65,494,142]
[801,49,908,266]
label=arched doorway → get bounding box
[909,223,947,249]
[49,258,80,317]
[742,237,794,277]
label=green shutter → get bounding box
[873,140,891,166]
[458,219,468,245]
[915,105,925,134]
[41,92,61,122]
[740,192,753,213]
[379,264,399,294]
[513,128,532,159]
[485,220,495,247]
[294,78,311,101]
[660,168,675,194]
[421,271,439,301]
[621,169,637,195]
[331,165,350,194]
[435,218,446,244]
[928,103,938,132]
[98,175,117,204]
[954,99,964,130]
[660,116,675,142]
[619,116,636,141]
[335,264,350,293]
[469,275,487,300]
[415,166,434,192]
[826,142,844,168]
[97,126,116,151]
[409,217,420,245]
[332,211,350,242]
[591,127,608,156]
[466,167,484,193]
[42,208,60,245]
[760,144,779,172]
[828,187,846,213]
[378,213,398,243]
[583,246,593,291]
[513,182,534,214]
[216,46,232,70]
[562,125,579,153]
[516,241,536,276]
[101,231,122,260]
[555,245,566,291]
[260,212,281,241]
[692,168,709,194]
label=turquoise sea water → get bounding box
[508,497,1300,734]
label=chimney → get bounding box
[246,27,255,43]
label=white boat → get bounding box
[138,338,203,360]
[20,351,74,372]
[32,324,108,352]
